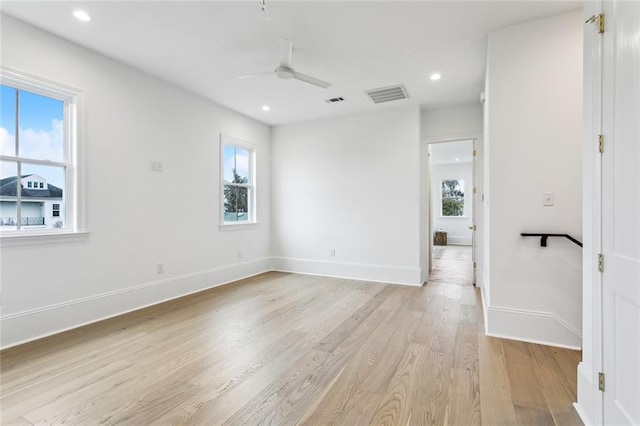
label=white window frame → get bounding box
[219,134,257,228]
[0,67,86,241]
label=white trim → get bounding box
[486,305,582,350]
[446,236,472,246]
[218,222,261,231]
[0,230,89,247]
[421,135,477,144]
[480,285,490,334]
[271,256,422,286]
[575,362,598,426]
[0,257,271,350]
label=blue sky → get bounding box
[1,85,65,187]
[223,145,250,183]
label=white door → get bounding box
[601,1,640,424]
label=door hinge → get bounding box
[473,150,477,157]
[598,372,605,391]
[598,254,604,272]
[473,261,477,269]
[473,187,477,194]
[586,13,605,34]
[598,134,604,153]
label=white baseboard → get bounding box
[575,362,598,425]
[447,236,472,246]
[0,257,271,350]
[486,305,582,349]
[271,256,422,286]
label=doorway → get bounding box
[428,139,476,284]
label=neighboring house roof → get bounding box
[0,175,63,198]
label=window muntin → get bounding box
[441,179,465,217]
[0,71,79,235]
[221,135,255,224]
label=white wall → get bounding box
[271,106,422,285]
[432,162,473,245]
[0,16,272,348]
[421,104,483,139]
[484,10,583,348]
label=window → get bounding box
[220,135,254,224]
[0,70,81,235]
[442,179,465,216]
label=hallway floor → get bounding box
[431,244,583,425]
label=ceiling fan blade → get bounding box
[237,71,273,79]
[292,71,332,89]
[280,39,293,67]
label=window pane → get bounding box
[0,85,16,156]
[18,90,64,162]
[223,145,236,183]
[235,148,250,183]
[21,163,66,229]
[442,179,464,217]
[0,161,18,230]
[223,144,250,185]
[223,185,249,222]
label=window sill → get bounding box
[438,216,469,219]
[218,222,260,231]
[0,230,90,247]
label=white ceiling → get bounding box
[1,1,580,126]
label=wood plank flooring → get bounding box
[0,246,583,425]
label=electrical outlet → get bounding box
[330,248,335,256]
[157,263,164,274]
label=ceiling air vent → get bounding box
[364,85,409,104]
[326,96,345,103]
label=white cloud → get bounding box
[19,119,64,162]
[0,126,15,156]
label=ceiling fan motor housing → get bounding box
[275,66,295,79]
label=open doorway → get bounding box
[428,139,476,284]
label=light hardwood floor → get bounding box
[1,246,582,425]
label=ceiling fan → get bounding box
[238,39,332,89]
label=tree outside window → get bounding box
[442,179,464,216]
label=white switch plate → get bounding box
[151,161,164,172]
[543,192,555,206]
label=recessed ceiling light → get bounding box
[430,73,442,81]
[73,10,92,22]
[262,105,270,111]
[455,158,460,162]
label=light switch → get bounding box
[543,192,555,206]
[151,161,164,172]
